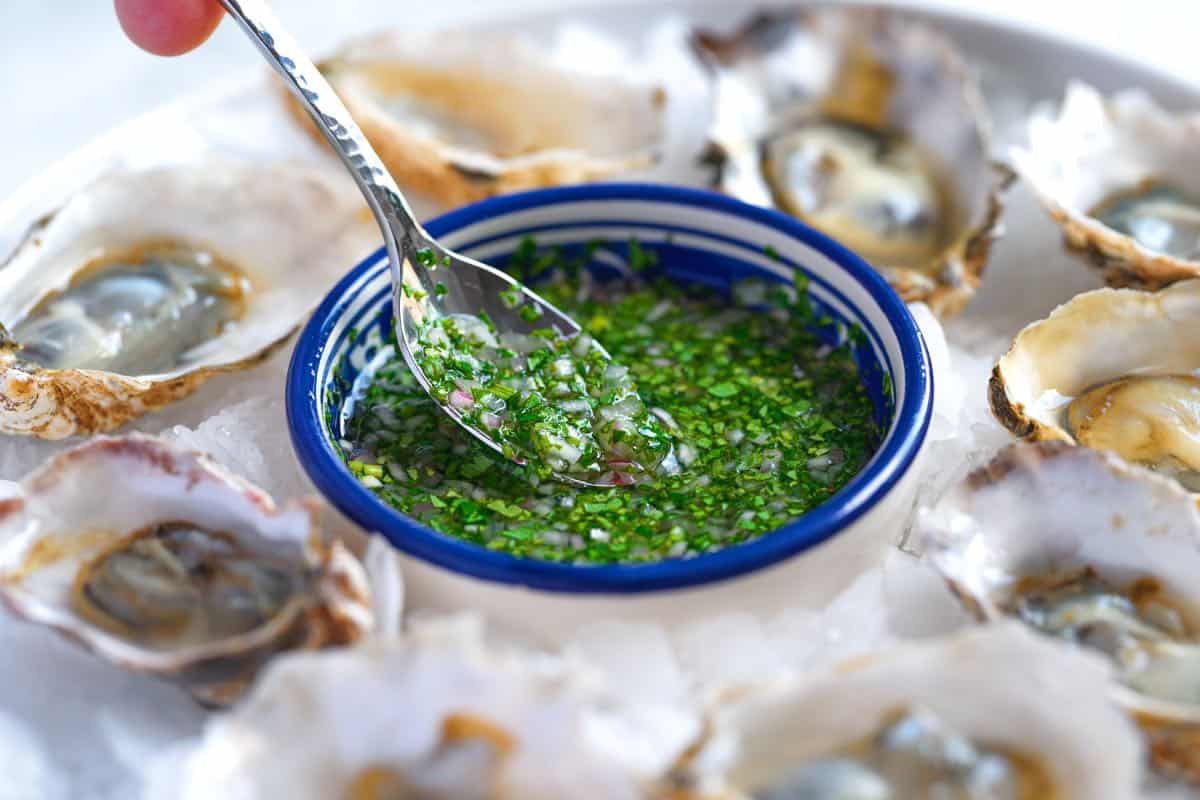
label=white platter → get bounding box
[1,3,1199,798]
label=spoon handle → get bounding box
[217,0,424,259]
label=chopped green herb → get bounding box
[628,238,658,272]
[340,241,878,564]
[499,284,522,309]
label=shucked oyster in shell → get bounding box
[0,434,373,706]
[672,623,1142,799]
[1012,82,1200,289]
[0,162,376,439]
[155,616,700,800]
[692,9,1008,317]
[990,279,1200,490]
[920,442,1200,781]
[289,30,665,207]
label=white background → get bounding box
[1,0,1198,198]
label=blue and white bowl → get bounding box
[287,184,932,641]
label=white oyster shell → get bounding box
[290,30,665,207]
[918,441,1200,779]
[989,279,1200,485]
[679,622,1143,799]
[693,9,1009,317]
[153,615,701,800]
[1012,82,1200,288]
[0,161,377,439]
[0,434,374,707]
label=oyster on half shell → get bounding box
[0,162,376,439]
[1012,82,1200,288]
[0,434,373,706]
[158,616,700,800]
[288,31,665,207]
[990,279,1200,490]
[692,9,1009,317]
[672,623,1142,799]
[919,441,1200,780]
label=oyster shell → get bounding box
[0,434,373,706]
[919,441,1200,780]
[674,623,1142,799]
[289,31,665,207]
[989,279,1200,489]
[692,9,1009,317]
[157,616,700,800]
[1011,82,1200,288]
[0,162,375,439]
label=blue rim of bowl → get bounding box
[287,183,932,594]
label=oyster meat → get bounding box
[920,441,1200,779]
[990,279,1200,489]
[289,31,665,207]
[0,161,376,439]
[1012,82,1200,288]
[157,616,700,800]
[674,623,1141,799]
[0,434,373,706]
[693,9,1009,317]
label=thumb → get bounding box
[115,0,225,57]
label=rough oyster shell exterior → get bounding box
[919,441,1200,780]
[1012,82,1200,289]
[155,615,700,799]
[0,162,376,439]
[0,434,373,706]
[288,31,665,207]
[692,9,1010,317]
[676,622,1142,799]
[989,279,1200,448]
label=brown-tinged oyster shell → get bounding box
[989,280,1200,489]
[1012,82,1200,289]
[286,31,665,207]
[0,434,373,706]
[0,162,376,439]
[673,623,1141,799]
[920,441,1200,781]
[692,9,1010,317]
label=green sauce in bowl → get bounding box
[340,242,878,564]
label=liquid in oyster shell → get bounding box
[754,706,1054,800]
[1006,568,1200,707]
[762,119,959,271]
[11,245,250,375]
[72,522,305,651]
[1090,180,1200,262]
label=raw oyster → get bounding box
[989,280,1200,489]
[155,616,700,800]
[0,162,375,439]
[1012,82,1200,288]
[674,623,1141,799]
[920,441,1200,779]
[0,434,373,706]
[692,9,1009,317]
[289,31,665,207]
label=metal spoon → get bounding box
[218,0,615,487]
